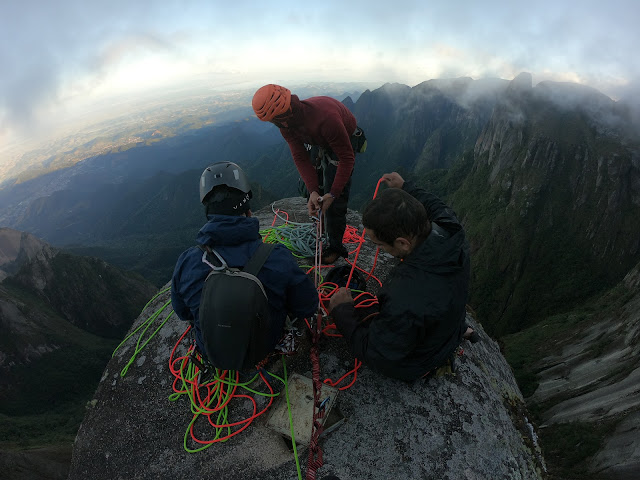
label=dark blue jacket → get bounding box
[171,214,318,356]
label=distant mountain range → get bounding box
[0,82,377,186]
[0,83,373,286]
[1,75,639,327]
[0,123,282,285]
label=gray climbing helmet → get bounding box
[199,162,252,204]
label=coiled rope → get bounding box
[168,325,289,452]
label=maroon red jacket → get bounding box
[280,96,357,198]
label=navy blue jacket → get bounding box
[171,214,318,356]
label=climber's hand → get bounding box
[328,287,353,313]
[382,172,405,189]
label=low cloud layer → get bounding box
[1,0,639,144]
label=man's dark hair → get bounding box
[362,188,430,245]
[204,185,251,216]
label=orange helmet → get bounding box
[252,84,291,121]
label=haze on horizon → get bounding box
[1,0,639,158]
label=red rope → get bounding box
[306,311,325,480]
[345,177,385,287]
[168,326,277,447]
[271,208,289,226]
[323,358,362,390]
[167,177,389,456]
[305,176,387,392]
[305,210,327,480]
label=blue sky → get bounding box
[1,0,639,150]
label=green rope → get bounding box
[169,359,286,453]
[260,223,326,258]
[283,355,303,480]
[215,374,280,397]
[177,360,234,452]
[113,286,173,377]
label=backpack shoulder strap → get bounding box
[243,243,276,276]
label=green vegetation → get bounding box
[450,147,631,335]
[540,420,617,480]
[418,150,475,199]
[502,311,589,397]
[1,342,116,417]
[65,230,196,287]
[0,252,153,448]
[0,324,117,447]
[0,409,84,448]
[502,281,635,398]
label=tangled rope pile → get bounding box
[168,325,286,452]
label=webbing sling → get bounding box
[197,242,275,275]
[242,243,276,276]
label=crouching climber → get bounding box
[328,172,476,381]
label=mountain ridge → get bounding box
[454,74,640,334]
[0,228,158,480]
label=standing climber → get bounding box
[252,84,366,264]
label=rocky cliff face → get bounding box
[0,227,54,281]
[0,229,160,480]
[0,225,159,339]
[1,229,158,391]
[9,250,157,338]
[513,261,640,480]
[345,79,506,206]
[0,229,64,370]
[475,73,640,266]
[449,79,640,478]
[454,73,640,335]
[68,199,545,480]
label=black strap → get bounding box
[243,243,276,276]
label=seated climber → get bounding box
[328,172,476,381]
[171,161,318,368]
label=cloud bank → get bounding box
[1,0,639,143]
